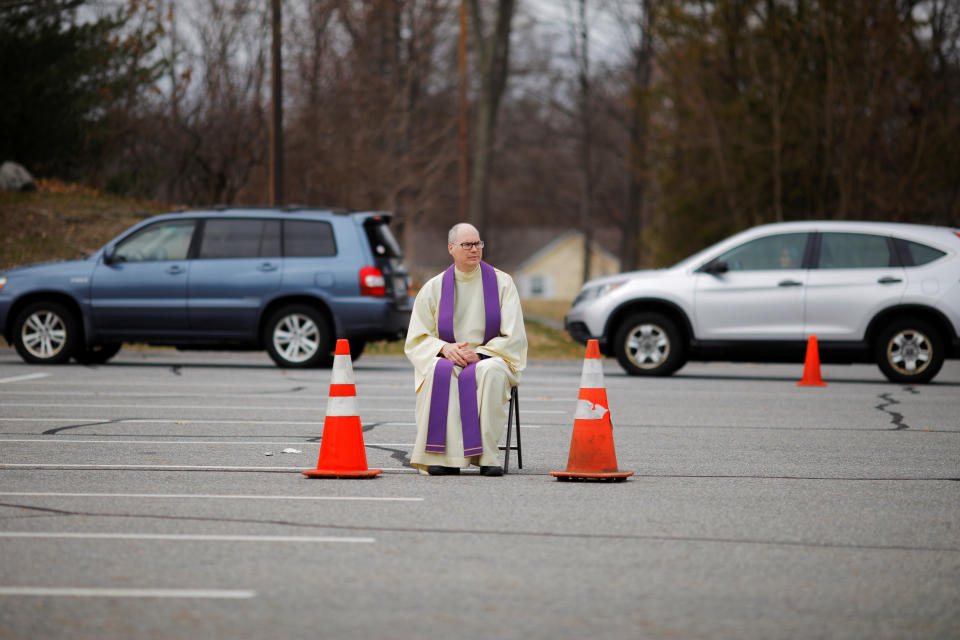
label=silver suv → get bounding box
[565,221,960,383]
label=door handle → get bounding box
[166,266,185,275]
[257,263,279,272]
[778,280,803,287]
[878,276,903,284]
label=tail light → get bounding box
[359,266,386,296]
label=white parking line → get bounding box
[0,373,50,384]
[0,391,417,401]
[1,403,344,411]
[0,587,256,599]
[0,390,567,402]
[0,439,419,446]
[0,418,329,425]
[0,418,556,425]
[0,463,416,472]
[0,532,375,543]
[1,403,566,414]
[0,436,538,447]
[0,492,422,502]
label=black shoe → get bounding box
[427,466,460,476]
[480,465,503,477]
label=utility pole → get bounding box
[269,0,284,206]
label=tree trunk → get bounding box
[624,0,655,271]
[574,0,593,285]
[468,0,516,239]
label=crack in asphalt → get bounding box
[247,386,308,395]
[366,444,411,466]
[42,419,132,436]
[0,501,956,553]
[302,422,412,465]
[876,392,909,430]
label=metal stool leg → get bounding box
[513,387,522,469]
[502,386,521,473]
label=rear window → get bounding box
[364,218,403,258]
[284,220,337,257]
[897,239,946,267]
[199,219,281,259]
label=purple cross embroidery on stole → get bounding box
[425,261,501,455]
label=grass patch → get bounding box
[0,179,173,269]
[365,317,582,360]
[365,292,582,359]
[520,299,573,324]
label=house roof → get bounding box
[509,229,621,274]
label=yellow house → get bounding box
[513,231,621,301]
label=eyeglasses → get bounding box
[456,241,484,250]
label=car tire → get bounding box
[874,317,944,384]
[613,312,686,376]
[348,338,366,362]
[12,301,80,365]
[264,305,332,368]
[74,343,122,365]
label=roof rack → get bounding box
[183,204,352,214]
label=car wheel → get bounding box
[264,305,331,368]
[12,301,80,364]
[875,318,944,384]
[74,343,122,365]
[613,312,686,376]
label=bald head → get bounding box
[448,223,479,244]
[447,223,483,272]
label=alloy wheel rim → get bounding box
[21,311,67,359]
[886,329,931,375]
[626,323,669,369]
[273,314,320,363]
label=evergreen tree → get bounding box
[0,0,160,179]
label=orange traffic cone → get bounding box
[797,335,827,387]
[551,340,634,482]
[303,339,382,478]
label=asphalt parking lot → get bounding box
[1,346,958,639]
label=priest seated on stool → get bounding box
[404,223,528,477]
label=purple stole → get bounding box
[425,261,501,456]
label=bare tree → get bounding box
[136,0,269,205]
[567,0,594,283]
[623,0,655,270]
[468,0,516,239]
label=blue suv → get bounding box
[0,208,412,367]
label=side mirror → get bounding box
[102,246,117,265]
[702,260,728,275]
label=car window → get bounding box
[114,220,195,262]
[199,219,281,259]
[712,233,808,271]
[284,220,336,257]
[364,218,403,258]
[898,239,946,267]
[818,233,896,269]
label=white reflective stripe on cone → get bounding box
[574,398,609,420]
[331,355,355,385]
[579,358,605,390]
[326,396,359,417]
